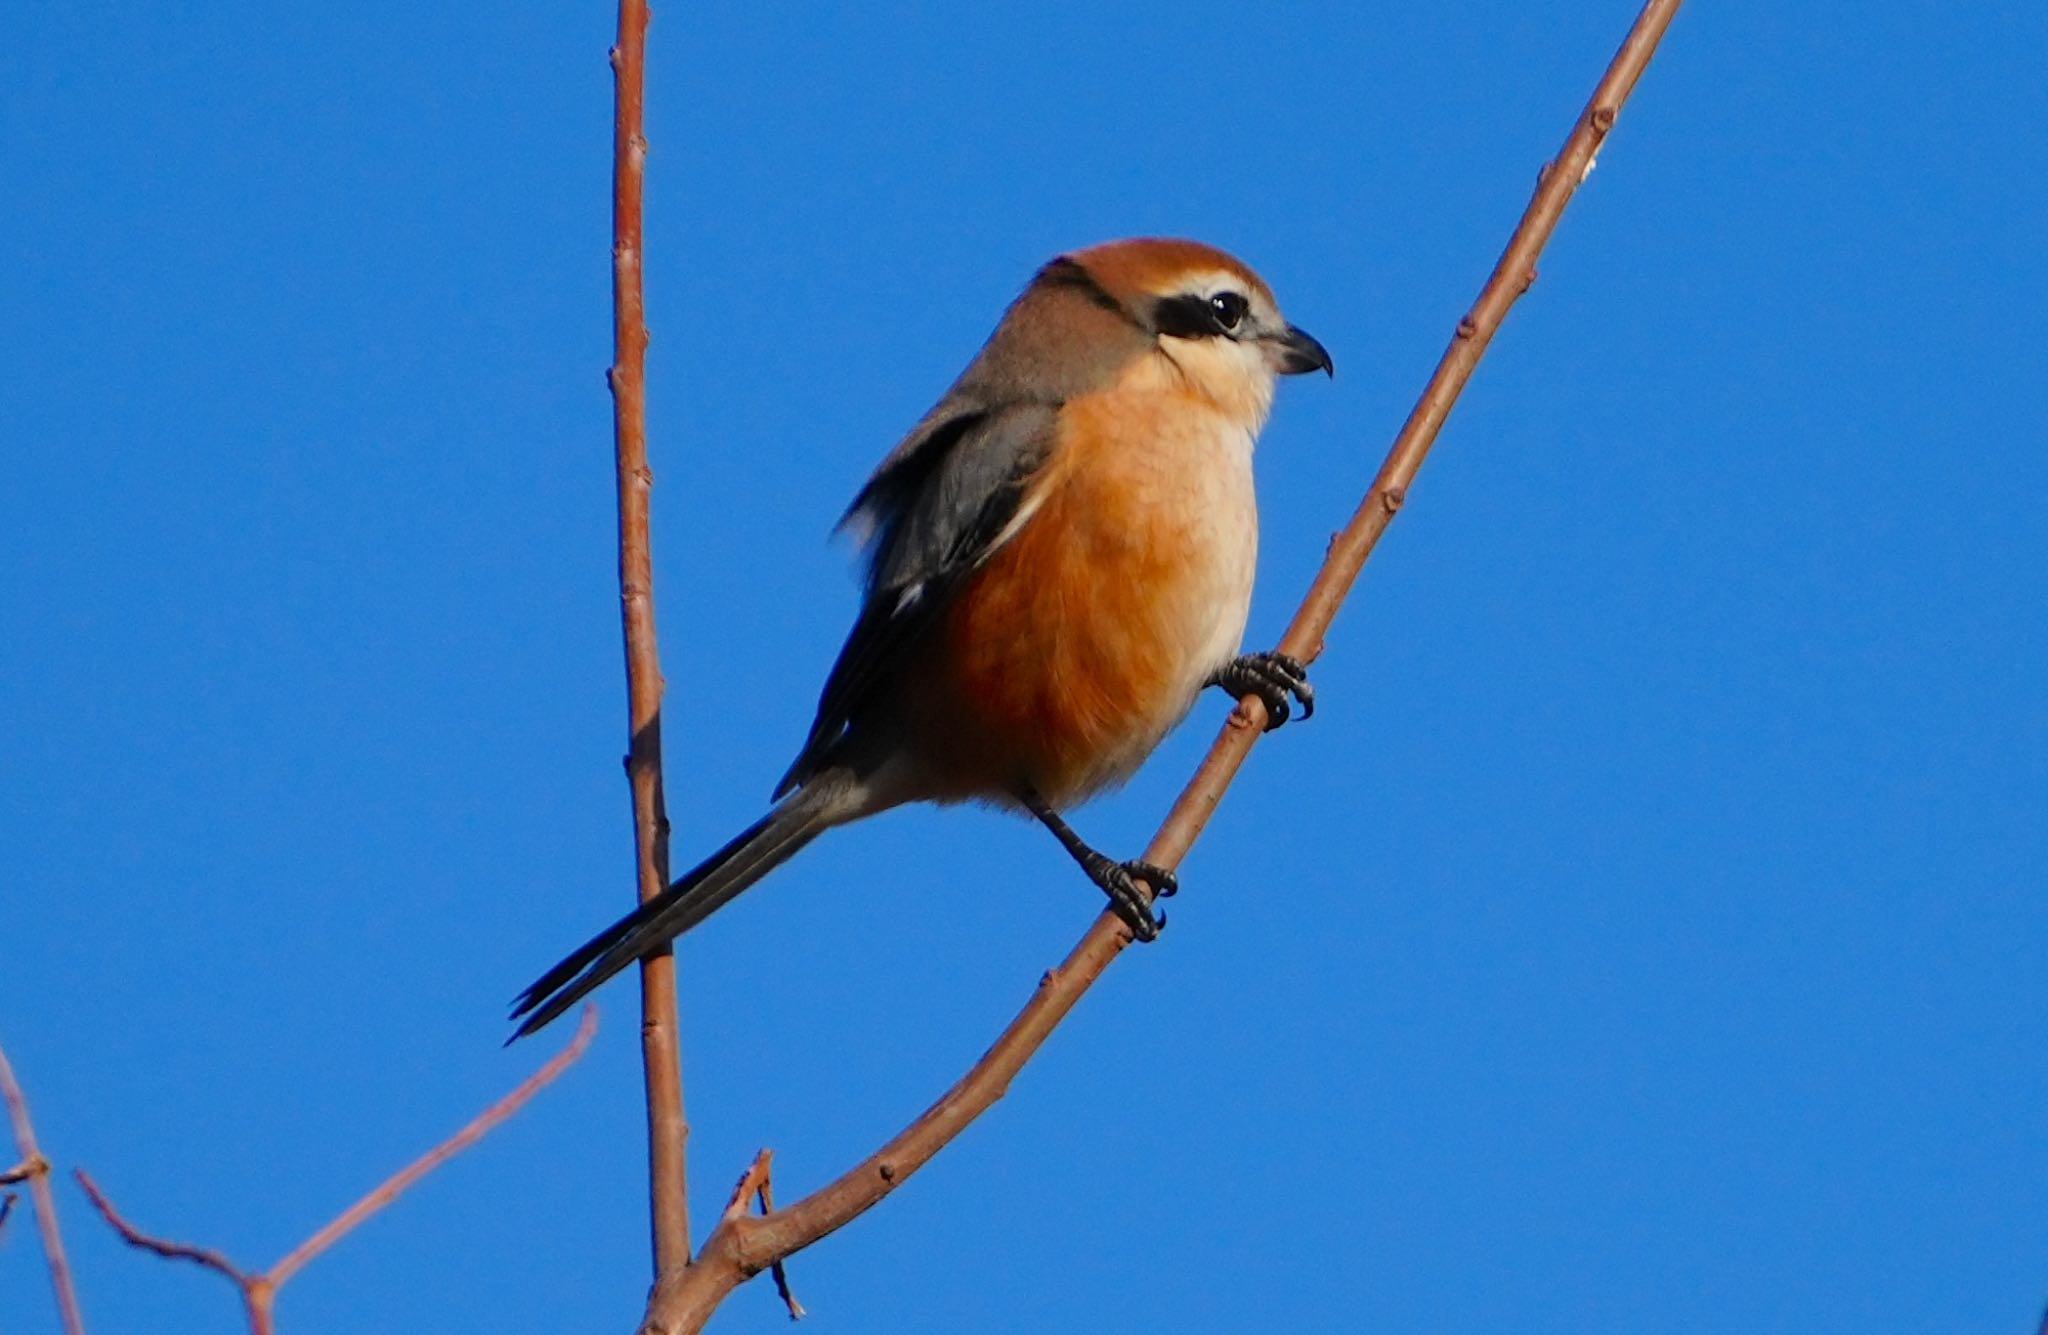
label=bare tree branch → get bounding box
[268,1006,599,1286]
[607,0,693,1278]
[636,2,1687,1330]
[754,1158,805,1321]
[0,1043,86,1335]
[74,1171,272,1335]
[78,1007,597,1335]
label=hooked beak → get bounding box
[1264,324,1334,377]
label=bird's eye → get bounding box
[1209,292,1249,332]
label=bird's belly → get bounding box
[903,396,1258,808]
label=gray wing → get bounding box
[771,258,1150,798]
[772,400,1059,797]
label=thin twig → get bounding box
[270,1005,598,1286]
[638,3,1686,1331]
[74,1168,258,1282]
[0,1191,16,1232]
[78,1167,279,1335]
[755,1162,805,1320]
[76,1170,246,1279]
[77,1008,597,1335]
[608,0,693,1278]
[0,1044,85,1335]
[81,1166,278,1333]
[719,1150,773,1225]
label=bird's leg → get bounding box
[1019,789,1176,942]
[1209,650,1315,731]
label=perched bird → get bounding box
[512,237,1331,1037]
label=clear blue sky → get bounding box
[5,4,2045,1332]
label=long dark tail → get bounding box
[509,772,856,1039]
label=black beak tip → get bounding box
[1276,325,1334,378]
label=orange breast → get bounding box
[897,379,1258,808]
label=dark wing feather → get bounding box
[773,401,1059,797]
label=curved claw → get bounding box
[1126,860,1179,898]
[1213,651,1316,731]
[1091,857,1173,941]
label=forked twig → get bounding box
[0,1044,85,1335]
[78,1007,597,1334]
[713,1151,805,1320]
[641,3,1686,1331]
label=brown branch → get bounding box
[77,1007,596,1335]
[705,1151,804,1319]
[0,1191,16,1232]
[267,1005,599,1286]
[719,1150,774,1225]
[608,0,693,1278]
[74,1170,271,1335]
[640,3,1685,1329]
[0,1044,86,1335]
[754,1158,805,1320]
[74,1171,250,1282]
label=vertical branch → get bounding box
[609,0,692,1273]
[0,1043,86,1335]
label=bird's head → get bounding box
[1050,237,1331,426]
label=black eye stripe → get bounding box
[1151,291,1249,339]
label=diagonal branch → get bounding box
[607,0,694,1278]
[0,1043,85,1335]
[641,2,1685,1330]
[77,1007,597,1335]
[267,1005,599,1287]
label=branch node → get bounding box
[1,1044,85,1335]
[877,1161,896,1182]
[1454,315,1478,341]
[1591,103,1619,132]
[1380,486,1407,514]
[0,1154,48,1186]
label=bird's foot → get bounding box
[1213,651,1314,730]
[1082,855,1178,942]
